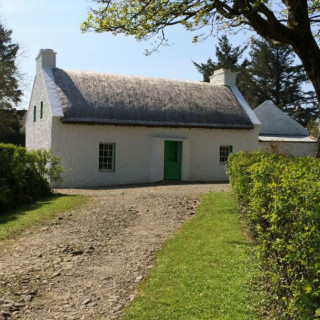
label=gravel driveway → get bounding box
[0,183,230,320]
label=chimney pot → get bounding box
[209,68,237,86]
[36,49,56,70]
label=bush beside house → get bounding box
[0,144,63,210]
[227,151,320,319]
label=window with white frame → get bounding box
[99,143,115,172]
[220,145,233,164]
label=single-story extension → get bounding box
[254,100,317,156]
[26,49,261,187]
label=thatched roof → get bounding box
[52,69,253,129]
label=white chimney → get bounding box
[36,49,56,70]
[209,68,237,86]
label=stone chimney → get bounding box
[209,68,237,86]
[36,49,56,70]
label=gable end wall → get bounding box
[25,71,53,151]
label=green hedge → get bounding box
[227,151,320,319]
[0,144,63,210]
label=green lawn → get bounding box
[0,194,84,240]
[121,192,268,320]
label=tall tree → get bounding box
[0,23,24,145]
[193,57,215,83]
[242,39,311,109]
[0,23,22,109]
[81,0,320,156]
[241,39,318,127]
[0,109,25,146]
[194,37,318,128]
[193,35,246,82]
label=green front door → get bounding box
[164,141,182,180]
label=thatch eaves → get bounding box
[52,69,253,129]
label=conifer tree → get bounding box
[194,37,318,128]
[0,23,24,145]
[241,39,318,127]
[0,23,22,109]
[193,35,246,82]
[192,57,215,83]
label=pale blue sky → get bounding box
[1,0,250,109]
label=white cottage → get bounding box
[26,49,260,188]
[254,100,317,156]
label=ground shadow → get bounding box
[0,194,70,225]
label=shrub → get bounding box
[0,144,63,210]
[227,151,320,319]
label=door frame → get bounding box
[163,140,183,180]
[150,136,190,183]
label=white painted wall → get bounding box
[259,141,316,157]
[51,120,259,188]
[25,71,53,150]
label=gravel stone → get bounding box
[0,183,229,319]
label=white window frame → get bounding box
[99,143,115,172]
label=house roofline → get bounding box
[60,118,254,130]
[230,86,261,126]
[41,67,64,117]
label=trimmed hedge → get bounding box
[0,144,62,210]
[227,151,320,319]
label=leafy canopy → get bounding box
[81,0,320,156]
[81,0,320,47]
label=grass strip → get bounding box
[121,192,267,320]
[0,194,84,240]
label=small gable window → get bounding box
[40,101,43,119]
[99,143,115,172]
[33,106,36,122]
[220,145,233,164]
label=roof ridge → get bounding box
[58,68,217,87]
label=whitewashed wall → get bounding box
[51,120,259,188]
[259,141,316,157]
[25,71,52,150]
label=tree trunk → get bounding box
[240,0,320,156]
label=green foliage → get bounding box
[0,108,26,146]
[0,23,25,146]
[227,151,320,319]
[80,1,320,141]
[0,23,22,109]
[0,195,84,240]
[240,39,318,126]
[193,35,247,82]
[27,149,64,185]
[194,36,318,127]
[193,57,216,83]
[81,1,320,47]
[0,144,64,210]
[121,192,267,320]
